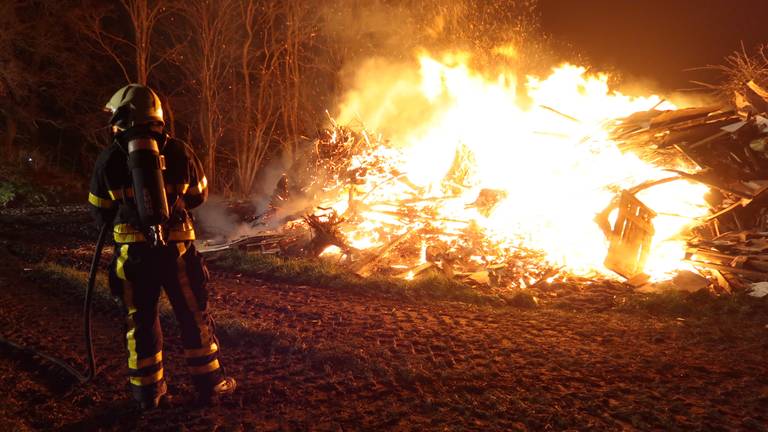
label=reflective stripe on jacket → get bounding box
[88,135,208,243]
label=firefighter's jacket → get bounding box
[88,134,208,243]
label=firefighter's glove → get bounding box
[168,198,189,225]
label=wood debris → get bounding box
[609,80,768,292]
[207,83,768,295]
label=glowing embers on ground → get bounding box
[319,52,710,281]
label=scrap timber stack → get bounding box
[610,79,768,293]
[202,124,558,290]
[201,79,768,296]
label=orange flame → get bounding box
[326,52,710,279]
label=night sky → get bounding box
[539,0,768,91]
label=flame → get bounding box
[325,51,710,279]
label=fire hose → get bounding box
[0,129,182,384]
[0,223,109,385]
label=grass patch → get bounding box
[0,179,48,208]
[0,161,86,208]
[212,313,294,355]
[623,288,767,319]
[0,167,48,208]
[211,250,504,306]
[27,262,112,308]
[27,261,388,378]
[25,262,298,354]
[306,344,366,374]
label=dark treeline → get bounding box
[0,0,539,196]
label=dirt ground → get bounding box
[1,206,767,431]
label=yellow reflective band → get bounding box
[176,241,188,256]
[114,223,142,234]
[188,176,208,195]
[177,259,212,344]
[113,224,196,243]
[165,183,189,194]
[116,244,130,280]
[188,359,220,375]
[88,192,115,209]
[184,343,218,359]
[129,351,162,370]
[129,369,164,386]
[108,188,134,200]
[126,327,137,367]
[123,280,140,375]
[114,224,146,243]
[168,229,195,241]
[114,232,146,243]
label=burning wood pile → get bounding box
[608,79,768,295]
[212,123,560,290]
[200,54,768,297]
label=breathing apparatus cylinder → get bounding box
[127,136,169,246]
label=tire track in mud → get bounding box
[1,217,768,430]
[0,243,122,430]
[201,273,768,430]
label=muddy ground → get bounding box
[0,206,767,431]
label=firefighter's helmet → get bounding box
[105,84,164,130]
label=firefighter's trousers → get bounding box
[109,241,223,402]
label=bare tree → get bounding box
[121,0,173,85]
[0,1,31,156]
[178,0,237,190]
[231,0,324,196]
[75,0,178,85]
[1,1,97,160]
[0,2,22,157]
[279,0,311,163]
[233,0,283,196]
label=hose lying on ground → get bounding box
[0,223,109,385]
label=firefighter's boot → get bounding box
[197,377,236,405]
[136,380,170,411]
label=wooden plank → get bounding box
[604,192,656,279]
[351,227,419,276]
[687,130,730,150]
[623,210,655,233]
[687,248,737,263]
[704,200,747,222]
[684,260,768,280]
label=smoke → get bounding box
[319,0,420,60]
[193,196,238,239]
[193,195,252,241]
[319,0,542,60]
[195,154,326,241]
[335,57,430,136]
[249,156,292,202]
[320,0,716,126]
[599,72,719,109]
[320,0,553,137]
[320,0,548,110]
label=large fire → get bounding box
[316,51,711,280]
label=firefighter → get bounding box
[88,84,235,409]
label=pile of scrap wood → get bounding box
[198,123,561,289]
[202,80,768,295]
[609,79,768,292]
[686,230,768,293]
